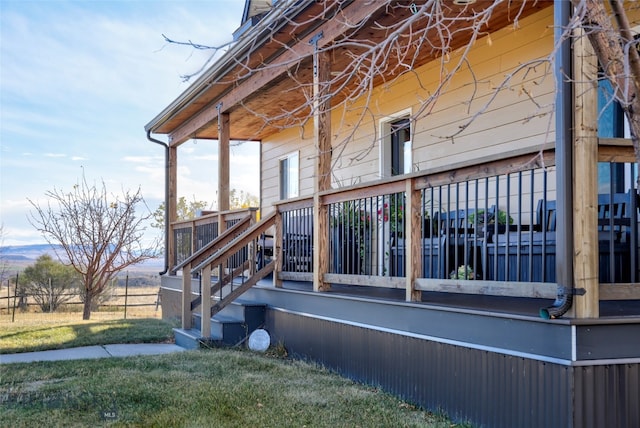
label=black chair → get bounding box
[434,207,494,279]
[282,213,313,272]
[486,194,635,283]
[598,191,634,283]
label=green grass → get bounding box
[0,349,462,427]
[0,318,175,354]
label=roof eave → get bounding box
[144,0,311,135]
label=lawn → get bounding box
[0,314,468,427]
[0,348,464,427]
[0,315,175,354]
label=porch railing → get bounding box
[168,152,638,302]
[319,151,638,299]
[171,208,258,269]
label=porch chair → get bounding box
[282,213,313,273]
[433,207,496,279]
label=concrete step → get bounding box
[173,328,203,350]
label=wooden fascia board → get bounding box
[168,0,384,146]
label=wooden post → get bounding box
[182,264,192,329]
[218,109,230,212]
[168,145,178,274]
[217,110,230,281]
[274,209,283,288]
[312,46,332,292]
[405,179,422,301]
[249,209,257,276]
[201,264,212,338]
[124,273,129,320]
[572,29,599,318]
[190,219,197,257]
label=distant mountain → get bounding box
[0,244,164,271]
[0,244,61,260]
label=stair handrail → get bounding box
[193,210,277,336]
[172,214,252,274]
[192,211,277,274]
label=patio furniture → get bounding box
[283,212,313,272]
[391,236,448,278]
[486,194,635,283]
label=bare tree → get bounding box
[29,177,159,320]
[166,0,640,168]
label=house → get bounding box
[145,1,640,426]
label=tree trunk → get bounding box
[82,292,92,320]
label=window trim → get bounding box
[279,151,299,200]
[379,108,413,178]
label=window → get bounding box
[380,111,412,177]
[279,152,299,200]
[598,79,628,193]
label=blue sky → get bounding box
[1,0,260,246]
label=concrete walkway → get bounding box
[0,343,187,364]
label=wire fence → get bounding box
[0,274,161,322]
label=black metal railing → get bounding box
[281,205,314,273]
[320,160,638,285]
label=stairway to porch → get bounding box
[172,210,276,349]
[174,297,266,349]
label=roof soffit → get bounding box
[152,0,554,143]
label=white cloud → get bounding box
[0,0,248,245]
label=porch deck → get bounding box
[278,279,640,319]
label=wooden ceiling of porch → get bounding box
[160,0,553,144]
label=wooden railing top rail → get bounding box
[171,207,258,229]
[274,141,630,209]
[318,146,556,206]
[415,149,555,190]
[273,196,314,211]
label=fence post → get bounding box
[124,273,129,320]
[12,273,18,322]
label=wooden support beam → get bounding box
[415,278,557,299]
[168,1,384,145]
[599,283,640,300]
[248,210,257,276]
[201,264,211,338]
[218,111,230,212]
[313,49,332,292]
[573,29,599,318]
[181,264,192,329]
[405,179,422,302]
[274,210,283,288]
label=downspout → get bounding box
[147,130,170,276]
[540,0,574,319]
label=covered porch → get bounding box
[162,144,640,321]
[146,1,640,426]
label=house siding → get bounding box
[261,125,315,213]
[260,8,556,208]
